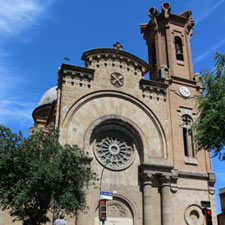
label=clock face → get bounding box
[179,86,191,97]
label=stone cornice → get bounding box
[81,48,150,76]
[58,63,95,89]
[179,171,216,195]
[139,165,178,192]
[178,170,209,179]
[141,4,194,39]
[171,75,196,86]
[139,163,174,175]
[140,79,168,101]
[32,102,52,120]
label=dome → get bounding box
[38,86,57,107]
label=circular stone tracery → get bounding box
[111,72,124,87]
[94,136,135,171]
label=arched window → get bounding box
[175,36,184,61]
[181,114,195,157]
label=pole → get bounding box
[99,160,109,225]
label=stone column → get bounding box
[143,173,153,225]
[160,175,171,225]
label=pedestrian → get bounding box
[54,212,68,225]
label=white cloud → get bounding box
[0,65,36,128]
[193,37,225,65]
[0,0,53,38]
[0,0,55,129]
[0,99,35,128]
[195,0,225,25]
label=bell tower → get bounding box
[141,2,194,81]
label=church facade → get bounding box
[1,2,217,225]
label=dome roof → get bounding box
[38,86,57,107]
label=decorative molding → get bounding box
[82,48,150,77]
[208,173,216,195]
[58,64,94,89]
[113,42,123,50]
[159,65,171,81]
[139,164,178,192]
[170,169,179,192]
[171,75,196,86]
[94,136,135,171]
[111,72,124,87]
[139,163,174,174]
[140,79,168,101]
[180,10,195,36]
[148,7,159,31]
[92,123,137,171]
[177,106,196,128]
[184,204,204,225]
[141,4,194,41]
[193,73,203,90]
[141,171,154,186]
[140,168,216,194]
[184,156,198,165]
[159,170,178,192]
[178,170,208,179]
[159,174,171,187]
[161,2,171,19]
[107,200,132,218]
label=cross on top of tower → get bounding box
[64,56,70,63]
[113,42,123,50]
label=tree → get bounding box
[0,126,96,225]
[192,52,225,159]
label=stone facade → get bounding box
[1,2,217,225]
[218,188,225,225]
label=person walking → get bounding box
[54,212,68,225]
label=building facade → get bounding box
[218,188,225,225]
[1,2,217,225]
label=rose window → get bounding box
[94,136,135,171]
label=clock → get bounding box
[179,86,191,98]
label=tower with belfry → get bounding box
[0,2,217,225]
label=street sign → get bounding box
[100,191,113,200]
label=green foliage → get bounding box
[0,126,96,225]
[192,52,225,159]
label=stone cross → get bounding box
[182,115,192,126]
[113,42,123,50]
[64,56,70,63]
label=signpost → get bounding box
[99,160,113,224]
[100,191,113,200]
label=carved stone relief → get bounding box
[159,65,170,80]
[161,2,171,19]
[111,72,124,87]
[177,106,196,128]
[107,203,126,218]
[94,134,135,171]
[107,200,132,218]
[184,204,204,225]
[194,72,203,89]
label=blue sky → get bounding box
[0,0,225,214]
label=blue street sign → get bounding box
[100,191,113,200]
